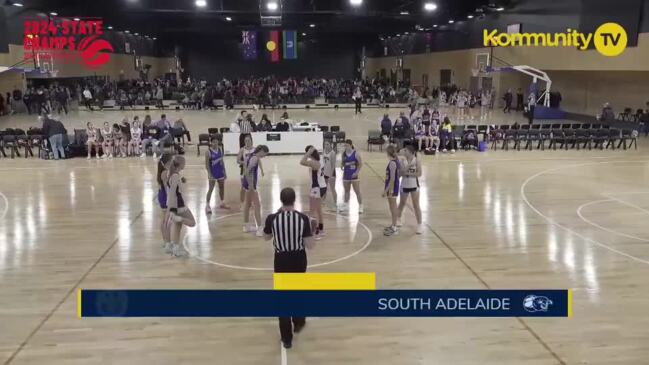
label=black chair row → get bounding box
[0,129,44,158]
[489,128,637,151]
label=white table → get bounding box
[222,131,324,155]
[291,122,320,132]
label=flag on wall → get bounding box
[242,31,257,60]
[283,30,297,59]
[266,30,280,62]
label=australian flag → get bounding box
[242,31,257,60]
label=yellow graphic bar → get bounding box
[77,288,82,318]
[273,273,376,290]
[567,289,572,318]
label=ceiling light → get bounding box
[400,11,409,15]
[107,25,113,29]
[225,16,232,21]
[73,17,80,21]
[405,32,409,35]
[309,23,315,28]
[12,3,23,7]
[424,2,437,11]
[153,37,157,40]
[49,12,58,16]
[433,24,438,27]
[195,0,207,7]
[266,1,278,11]
[467,14,474,19]
[448,19,454,23]
[350,0,363,6]
[125,30,130,33]
[496,7,504,11]
[134,32,139,35]
[301,32,306,36]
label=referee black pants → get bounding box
[274,250,307,344]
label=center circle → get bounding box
[183,212,373,271]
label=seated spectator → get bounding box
[141,119,160,157]
[258,114,274,131]
[380,114,392,141]
[439,116,456,153]
[174,118,193,145]
[155,114,174,155]
[276,117,290,132]
[391,113,410,148]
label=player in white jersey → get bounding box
[397,145,423,234]
[322,140,338,210]
[301,145,326,238]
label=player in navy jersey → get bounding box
[340,139,364,214]
[205,136,230,215]
[242,145,269,237]
[300,145,327,238]
[383,145,401,236]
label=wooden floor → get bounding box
[1,106,649,365]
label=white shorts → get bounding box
[310,187,326,199]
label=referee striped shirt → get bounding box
[263,210,312,252]
[239,119,253,134]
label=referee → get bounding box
[238,111,254,148]
[263,187,315,349]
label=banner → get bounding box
[79,289,570,317]
[241,30,257,60]
[266,30,280,62]
[283,30,297,59]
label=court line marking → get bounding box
[183,212,374,271]
[0,192,8,220]
[577,199,649,243]
[605,194,649,216]
[364,161,567,365]
[520,160,649,266]
[280,343,287,365]
[3,210,145,365]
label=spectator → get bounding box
[155,114,174,156]
[380,114,392,141]
[82,87,93,111]
[598,102,615,123]
[55,87,68,114]
[258,114,273,131]
[276,115,290,132]
[173,118,193,145]
[516,88,524,111]
[41,115,66,160]
[503,89,513,113]
[439,116,456,153]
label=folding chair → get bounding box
[208,128,219,136]
[334,131,346,151]
[367,130,384,152]
[581,123,592,129]
[197,133,210,156]
[2,135,20,158]
[525,129,542,150]
[521,124,531,130]
[539,129,552,150]
[531,124,541,130]
[574,129,592,150]
[452,125,465,149]
[548,129,564,150]
[618,129,637,150]
[502,129,518,151]
[477,125,489,141]
[562,129,577,149]
[551,123,561,129]
[592,129,609,149]
[330,126,341,132]
[171,128,185,145]
[541,124,552,130]
[490,127,504,150]
[219,127,230,134]
[320,126,330,132]
[606,129,620,149]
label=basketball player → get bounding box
[414,117,433,151]
[237,135,255,205]
[397,145,423,234]
[100,121,113,159]
[322,140,338,210]
[242,145,270,237]
[129,119,142,156]
[157,153,173,253]
[205,136,230,215]
[166,155,196,257]
[300,146,326,238]
[383,145,401,236]
[86,122,99,159]
[340,139,363,214]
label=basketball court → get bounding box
[0,106,648,364]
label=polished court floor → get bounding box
[1,106,649,364]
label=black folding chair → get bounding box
[490,128,504,150]
[525,129,542,150]
[562,129,577,150]
[618,129,637,150]
[574,129,592,150]
[592,129,609,149]
[330,126,341,132]
[208,128,219,136]
[502,129,518,151]
[219,127,230,134]
[197,133,210,156]
[606,129,620,149]
[548,129,564,150]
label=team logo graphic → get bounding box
[523,295,553,312]
[78,35,114,69]
[593,22,627,57]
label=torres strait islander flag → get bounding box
[283,30,297,59]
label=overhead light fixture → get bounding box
[134,32,139,35]
[195,0,207,7]
[424,2,437,11]
[350,0,363,6]
[266,1,278,11]
[467,14,474,19]
[73,17,80,21]
[496,7,504,11]
[301,32,306,36]
[125,30,130,33]
[107,25,113,29]
[50,12,58,16]
[309,23,315,28]
[153,37,157,40]
[225,16,232,21]
[405,32,409,35]
[400,11,409,15]
[433,24,438,27]
[448,19,454,23]
[12,3,23,7]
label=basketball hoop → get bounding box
[471,68,479,77]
